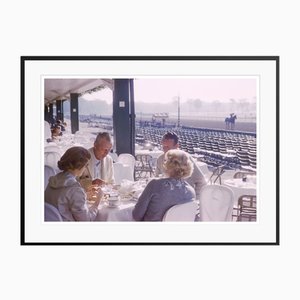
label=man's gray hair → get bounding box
[95,132,112,144]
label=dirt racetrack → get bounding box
[160,117,256,133]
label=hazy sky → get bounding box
[81,77,257,103]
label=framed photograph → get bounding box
[21,56,279,245]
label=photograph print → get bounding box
[21,56,279,245]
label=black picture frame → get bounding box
[20,56,279,245]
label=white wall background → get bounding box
[0,1,295,299]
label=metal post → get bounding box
[113,79,135,156]
[70,93,79,134]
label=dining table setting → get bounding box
[222,174,257,206]
[135,149,163,159]
[89,179,148,221]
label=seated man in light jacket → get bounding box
[155,131,207,201]
[79,132,115,189]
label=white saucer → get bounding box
[107,203,119,208]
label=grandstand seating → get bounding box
[135,125,256,171]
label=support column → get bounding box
[44,105,49,122]
[129,79,136,155]
[48,103,54,126]
[113,79,135,155]
[70,93,79,134]
[56,99,64,121]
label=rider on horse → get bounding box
[225,113,237,130]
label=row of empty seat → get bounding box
[136,126,256,170]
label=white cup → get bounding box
[107,194,120,207]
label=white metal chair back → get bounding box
[44,202,63,221]
[117,153,136,178]
[163,201,198,221]
[44,165,56,190]
[113,162,134,184]
[135,154,154,179]
[199,185,234,221]
[208,165,225,185]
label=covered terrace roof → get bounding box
[44,78,113,104]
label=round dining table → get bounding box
[95,201,136,221]
[135,149,163,159]
[222,177,256,206]
[92,181,147,221]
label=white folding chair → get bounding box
[162,201,198,222]
[199,185,234,221]
[44,165,56,190]
[44,202,63,221]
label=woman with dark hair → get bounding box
[45,146,103,221]
[132,149,196,221]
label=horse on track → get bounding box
[225,114,237,130]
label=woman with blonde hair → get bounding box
[45,146,103,221]
[132,149,195,221]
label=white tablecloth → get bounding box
[95,201,136,221]
[135,150,163,159]
[223,178,256,206]
[93,181,147,221]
